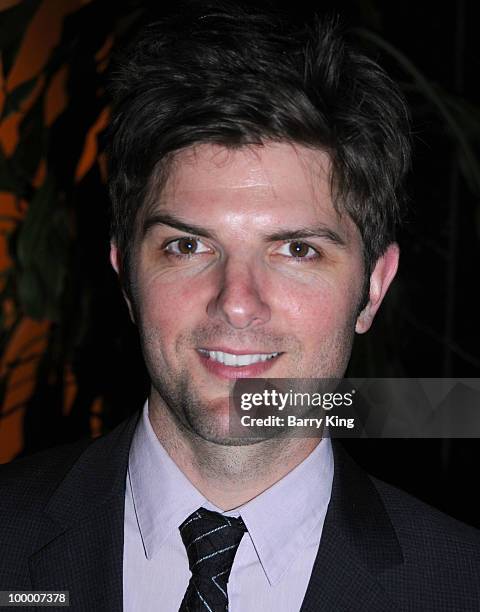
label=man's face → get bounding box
[111,142,396,443]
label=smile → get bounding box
[197,349,280,367]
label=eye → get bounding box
[164,237,212,258]
[276,241,321,261]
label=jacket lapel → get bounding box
[28,411,141,612]
[300,441,404,611]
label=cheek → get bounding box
[136,273,207,337]
[275,278,357,339]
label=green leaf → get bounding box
[354,27,480,196]
[0,0,42,79]
[443,94,480,139]
[1,76,37,120]
[16,177,70,321]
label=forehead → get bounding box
[166,141,328,188]
[144,142,358,243]
[160,142,330,208]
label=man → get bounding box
[1,3,479,611]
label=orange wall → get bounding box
[0,0,105,462]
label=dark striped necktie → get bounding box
[178,507,247,611]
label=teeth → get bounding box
[200,350,279,366]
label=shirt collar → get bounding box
[128,401,333,586]
[128,402,206,560]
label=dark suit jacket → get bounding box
[1,410,479,611]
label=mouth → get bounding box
[196,348,283,380]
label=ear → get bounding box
[110,242,136,325]
[355,243,399,334]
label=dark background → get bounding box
[0,0,479,528]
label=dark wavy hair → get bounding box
[107,1,411,301]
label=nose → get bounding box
[206,257,271,330]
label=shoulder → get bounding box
[0,436,95,587]
[371,474,480,602]
[0,412,140,586]
[0,411,139,515]
[0,436,94,515]
[331,441,480,607]
[372,474,480,550]
[333,441,480,558]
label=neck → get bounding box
[148,395,320,511]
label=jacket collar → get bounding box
[43,411,140,529]
[300,440,404,611]
[29,411,141,612]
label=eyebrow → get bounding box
[266,227,346,247]
[142,212,347,247]
[143,213,216,240]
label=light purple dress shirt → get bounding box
[123,402,333,611]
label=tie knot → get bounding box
[179,507,247,578]
[178,508,247,611]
